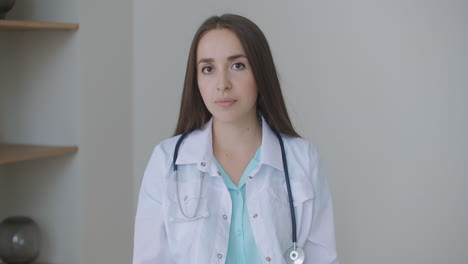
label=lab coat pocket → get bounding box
[290,179,315,207]
[166,195,211,256]
[264,177,315,251]
[268,178,315,208]
[168,194,210,222]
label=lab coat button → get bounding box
[253,213,258,218]
[223,214,228,219]
[249,175,253,179]
[201,162,206,167]
[217,253,223,259]
[217,171,221,176]
[266,256,271,262]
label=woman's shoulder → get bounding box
[155,134,183,152]
[281,134,318,155]
[141,135,184,182]
[147,134,185,163]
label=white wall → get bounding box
[79,0,133,263]
[134,1,468,263]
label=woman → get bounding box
[133,14,339,264]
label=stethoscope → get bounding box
[172,130,305,264]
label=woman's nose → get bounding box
[216,71,231,91]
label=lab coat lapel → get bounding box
[174,118,218,176]
[174,116,284,175]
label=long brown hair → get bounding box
[174,14,300,138]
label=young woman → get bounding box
[133,14,339,264]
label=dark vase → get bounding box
[0,0,15,19]
[0,216,41,264]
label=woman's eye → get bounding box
[232,62,245,70]
[201,66,212,73]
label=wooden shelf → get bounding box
[0,144,78,165]
[0,20,78,31]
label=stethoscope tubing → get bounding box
[173,132,189,172]
[272,130,298,245]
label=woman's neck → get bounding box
[212,114,262,154]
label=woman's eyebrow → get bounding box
[197,54,247,65]
[227,54,247,61]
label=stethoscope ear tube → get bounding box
[173,133,189,171]
[272,130,297,245]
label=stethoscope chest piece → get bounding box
[285,245,305,264]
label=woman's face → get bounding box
[196,29,258,124]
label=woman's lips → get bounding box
[215,99,237,107]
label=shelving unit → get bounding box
[0,13,79,263]
[0,144,78,165]
[0,20,78,31]
[0,19,79,166]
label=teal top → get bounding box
[215,147,263,264]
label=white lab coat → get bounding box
[133,117,339,264]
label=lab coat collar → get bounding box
[175,116,284,176]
